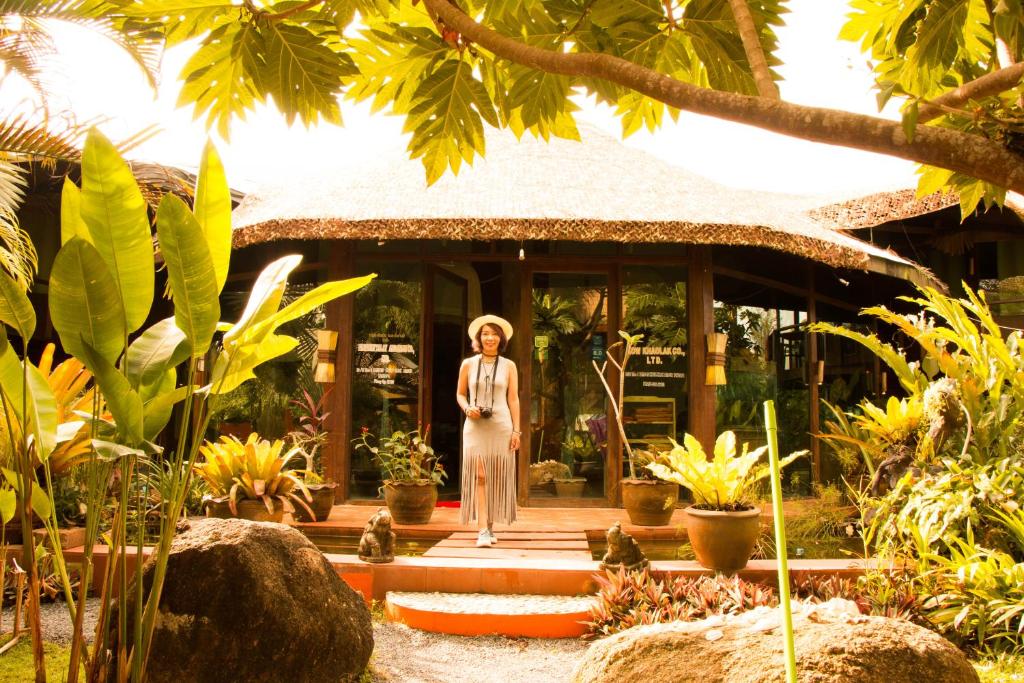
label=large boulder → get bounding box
[573,599,978,683]
[116,517,372,683]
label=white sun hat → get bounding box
[467,314,514,341]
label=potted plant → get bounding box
[287,387,338,522]
[594,331,679,525]
[353,425,446,524]
[647,431,805,572]
[195,433,314,523]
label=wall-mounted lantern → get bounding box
[314,329,339,384]
[705,332,727,386]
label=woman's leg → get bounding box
[476,457,491,531]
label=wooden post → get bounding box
[325,242,355,501]
[687,246,716,451]
[807,268,821,483]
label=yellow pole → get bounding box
[764,400,797,683]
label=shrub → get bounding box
[814,285,1024,654]
[585,569,777,638]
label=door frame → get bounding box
[520,264,620,508]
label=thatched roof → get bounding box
[231,126,935,286]
[805,187,959,230]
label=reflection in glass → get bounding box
[621,267,689,466]
[350,264,422,499]
[714,277,811,494]
[530,273,608,498]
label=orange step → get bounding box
[385,591,594,638]
[423,531,593,561]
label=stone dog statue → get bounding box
[600,521,648,573]
[357,508,396,563]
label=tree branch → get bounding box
[726,0,779,100]
[422,0,1024,194]
[918,63,1024,123]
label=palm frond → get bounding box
[0,157,35,288]
[0,17,58,102]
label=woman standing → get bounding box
[456,315,521,547]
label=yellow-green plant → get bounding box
[0,129,374,683]
[646,431,805,510]
[196,433,313,518]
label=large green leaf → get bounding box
[77,340,144,447]
[1,468,52,521]
[347,18,448,114]
[193,141,232,294]
[209,333,300,395]
[222,254,302,346]
[0,348,57,459]
[59,179,90,246]
[0,267,35,340]
[141,367,179,441]
[405,58,500,184]
[242,275,377,345]
[0,487,15,525]
[260,21,356,128]
[156,194,220,354]
[117,0,238,47]
[178,22,265,139]
[48,238,127,365]
[125,317,191,389]
[79,129,154,333]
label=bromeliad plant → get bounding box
[196,433,313,518]
[0,129,373,682]
[646,431,806,511]
[353,425,446,485]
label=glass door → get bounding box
[528,271,611,503]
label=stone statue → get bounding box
[600,521,648,573]
[358,508,396,564]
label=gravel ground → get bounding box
[1,597,100,646]
[369,622,589,683]
[3,598,591,681]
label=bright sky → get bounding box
[31,0,918,195]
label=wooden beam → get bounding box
[325,242,355,502]
[807,268,821,484]
[688,247,716,451]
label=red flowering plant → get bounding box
[353,424,447,486]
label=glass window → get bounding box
[530,272,608,499]
[350,263,422,499]
[714,275,812,494]
[621,266,689,467]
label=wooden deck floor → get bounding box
[297,504,693,541]
[423,531,593,561]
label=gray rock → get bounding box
[573,602,978,683]
[113,517,372,683]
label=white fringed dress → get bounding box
[460,354,518,526]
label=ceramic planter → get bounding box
[204,496,285,524]
[684,505,762,573]
[553,477,586,497]
[620,479,679,526]
[291,483,338,523]
[383,480,438,524]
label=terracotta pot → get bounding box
[553,478,586,497]
[291,483,338,523]
[621,479,679,526]
[684,505,762,573]
[204,496,285,524]
[383,480,438,524]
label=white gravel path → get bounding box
[369,622,589,683]
[3,598,592,681]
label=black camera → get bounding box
[479,408,493,419]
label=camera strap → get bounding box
[473,355,499,412]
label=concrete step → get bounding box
[385,591,594,638]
